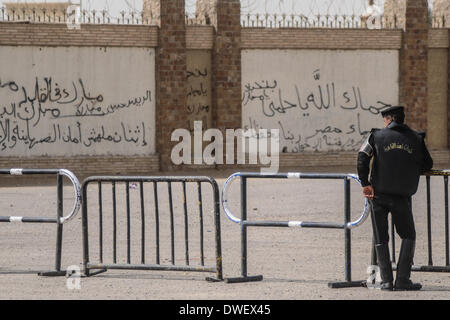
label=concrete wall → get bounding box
[242,49,398,153]
[0,46,156,157]
[0,0,449,174]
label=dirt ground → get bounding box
[1,166,450,300]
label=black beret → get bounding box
[381,106,405,117]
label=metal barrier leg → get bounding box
[225,177,263,283]
[391,218,396,263]
[445,176,449,267]
[39,174,67,277]
[362,238,381,289]
[426,176,433,266]
[206,181,224,282]
[81,179,106,277]
[329,178,365,288]
[153,182,160,265]
[168,182,175,265]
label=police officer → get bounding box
[357,106,433,291]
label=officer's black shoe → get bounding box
[394,239,422,291]
[380,281,394,291]
[375,243,394,291]
[394,279,422,291]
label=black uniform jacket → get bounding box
[357,121,433,197]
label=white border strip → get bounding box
[288,221,303,227]
[10,169,23,175]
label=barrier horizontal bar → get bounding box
[424,169,450,177]
[410,265,450,272]
[243,220,345,229]
[233,172,354,180]
[390,263,450,273]
[225,275,264,283]
[87,263,217,273]
[221,172,369,230]
[0,168,81,224]
[82,176,217,184]
[0,216,57,223]
[292,221,346,229]
[0,169,60,175]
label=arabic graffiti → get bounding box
[0,77,152,154]
[186,51,213,133]
[244,114,369,153]
[242,69,395,153]
[242,77,392,117]
[187,67,210,116]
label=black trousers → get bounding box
[372,193,416,244]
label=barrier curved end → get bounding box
[58,169,82,224]
[345,174,369,230]
[221,172,243,224]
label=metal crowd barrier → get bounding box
[388,170,450,273]
[0,168,81,276]
[81,176,223,281]
[221,172,370,287]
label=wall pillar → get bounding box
[156,0,187,170]
[212,0,241,133]
[448,30,450,148]
[385,0,429,132]
[427,39,448,149]
[401,0,429,132]
[434,0,450,148]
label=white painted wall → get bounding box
[0,46,155,156]
[242,49,399,153]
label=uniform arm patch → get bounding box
[359,136,374,157]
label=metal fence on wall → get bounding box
[0,7,152,25]
[432,15,447,28]
[0,0,446,29]
[240,13,397,28]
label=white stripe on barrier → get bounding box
[9,216,23,223]
[10,169,23,175]
[288,221,303,227]
[287,173,301,179]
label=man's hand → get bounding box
[362,186,374,200]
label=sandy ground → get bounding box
[1,166,450,300]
